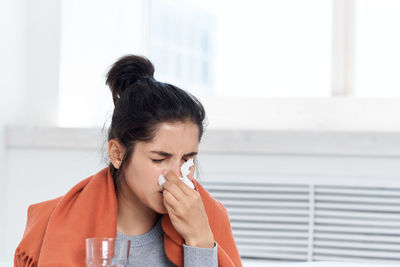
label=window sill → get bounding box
[5,125,400,157]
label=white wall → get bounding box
[0,0,62,262]
[0,0,28,262]
[24,0,61,125]
[0,0,61,127]
[5,148,104,261]
[58,0,147,127]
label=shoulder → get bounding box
[15,197,63,263]
[27,197,62,222]
[23,197,62,239]
[15,168,112,265]
[21,168,108,239]
[28,197,62,215]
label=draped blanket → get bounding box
[15,168,242,266]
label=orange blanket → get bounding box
[14,168,242,266]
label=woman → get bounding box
[14,55,242,266]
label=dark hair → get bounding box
[106,55,206,186]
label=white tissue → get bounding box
[158,158,195,189]
[179,158,195,189]
[158,174,166,187]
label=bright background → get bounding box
[1,0,400,265]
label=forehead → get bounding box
[142,121,199,151]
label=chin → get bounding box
[156,205,168,214]
[150,199,168,214]
[152,207,168,215]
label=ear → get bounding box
[108,139,125,169]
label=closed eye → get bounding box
[152,159,165,163]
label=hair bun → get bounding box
[106,55,155,105]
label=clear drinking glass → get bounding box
[86,238,130,267]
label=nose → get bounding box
[166,160,182,178]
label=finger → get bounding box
[164,206,180,225]
[163,197,176,216]
[176,178,196,196]
[162,181,186,201]
[163,190,179,211]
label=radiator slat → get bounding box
[238,244,308,253]
[236,237,308,246]
[316,233,400,243]
[316,210,400,220]
[313,247,400,259]
[315,195,400,205]
[232,222,308,231]
[223,199,309,208]
[233,229,308,238]
[314,240,400,251]
[315,217,400,227]
[313,255,400,264]
[211,192,309,201]
[315,202,400,212]
[227,207,309,216]
[230,214,309,223]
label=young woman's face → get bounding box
[121,121,199,214]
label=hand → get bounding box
[161,170,215,248]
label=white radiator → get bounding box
[204,182,400,264]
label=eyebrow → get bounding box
[150,151,198,158]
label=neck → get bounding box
[116,179,159,236]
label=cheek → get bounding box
[126,162,162,189]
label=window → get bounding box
[56,0,400,128]
[354,0,400,97]
[149,0,332,98]
[149,0,215,96]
